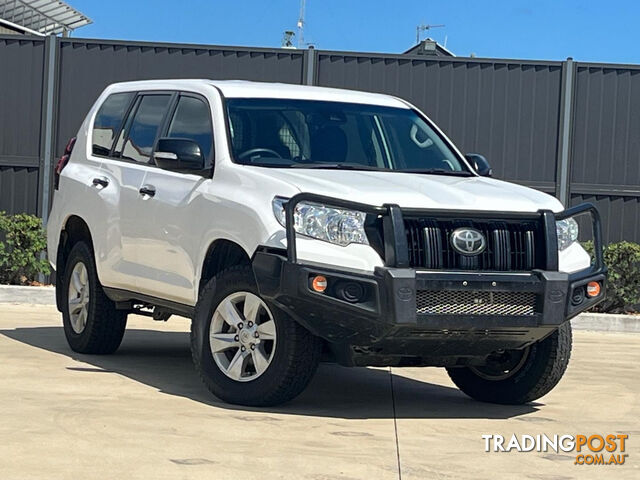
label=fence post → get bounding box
[555,57,575,206]
[304,45,316,85]
[38,34,58,226]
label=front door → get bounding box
[133,93,214,305]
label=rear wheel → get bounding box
[191,265,322,406]
[61,242,127,354]
[446,323,572,404]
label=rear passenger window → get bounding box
[121,95,171,163]
[92,92,134,156]
[166,96,213,161]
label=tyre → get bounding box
[446,323,572,405]
[61,241,127,354]
[191,265,322,407]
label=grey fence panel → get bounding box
[571,64,640,188]
[569,63,640,243]
[315,52,563,191]
[55,39,306,158]
[0,167,39,215]
[0,36,44,214]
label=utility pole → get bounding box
[416,23,445,44]
[297,0,306,49]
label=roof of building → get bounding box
[0,0,91,35]
[403,39,455,57]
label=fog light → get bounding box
[311,275,328,293]
[586,281,601,298]
[335,281,365,303]
[571,288,584,306]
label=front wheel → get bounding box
[191,265,322,406]
[446,323,572,404]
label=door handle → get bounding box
[92,176,109,188]
[139,184,156,197]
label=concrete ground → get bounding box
[0,304,638,480]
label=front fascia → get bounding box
[251,193,606,364]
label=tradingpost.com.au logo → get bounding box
[482,434,629,465]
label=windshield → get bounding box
[226,99,472,175]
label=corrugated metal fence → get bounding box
[0,35,638,244]
[0,36,44,215]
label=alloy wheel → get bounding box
[68,262,90,334]
[209,291,277,382]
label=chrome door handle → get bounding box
[92,176,109,188]
[139,184,156,197]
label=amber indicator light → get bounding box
[311,275,328,293]
[586,281,601,297]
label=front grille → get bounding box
[416,290,537,316]
[405,217,544,271]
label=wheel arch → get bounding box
[197,239,253,298]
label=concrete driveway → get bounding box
[0,304,638,480]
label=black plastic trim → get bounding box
[541,210,559,271]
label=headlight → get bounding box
[556,217,579,251]
[272,197,369,247]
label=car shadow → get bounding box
[1,326,541,419]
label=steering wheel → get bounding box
[238,148,283,161]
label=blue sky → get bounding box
[73,0,638,64]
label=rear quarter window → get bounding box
[92,92,135,156]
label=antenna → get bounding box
[297,0,306,49]
[416,23,445,44]
[282,30,296,48]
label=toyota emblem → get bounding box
[451,228,486,255]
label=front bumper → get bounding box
[253,195,607,366]
[254,252,605,365]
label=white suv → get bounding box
[47,79,606,406]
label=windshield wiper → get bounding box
[290,163,384,171]
[399,168,474,177]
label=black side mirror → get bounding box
[465,153,493,177]
[154,138,205,172]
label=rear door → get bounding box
[97,92,173,291]
[85,91,136,290]
[132,92,214,304]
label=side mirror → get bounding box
[154,138,205,172]
[465,153,493,177]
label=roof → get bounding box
[105,80,411,109]
[0,0,91,35]
[403,39,455,57]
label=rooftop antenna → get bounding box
[297,0,306,49]
[282,30,296,48]
[416,23,445,44]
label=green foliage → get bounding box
[583,240,640,313]
[0,212,51,285]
